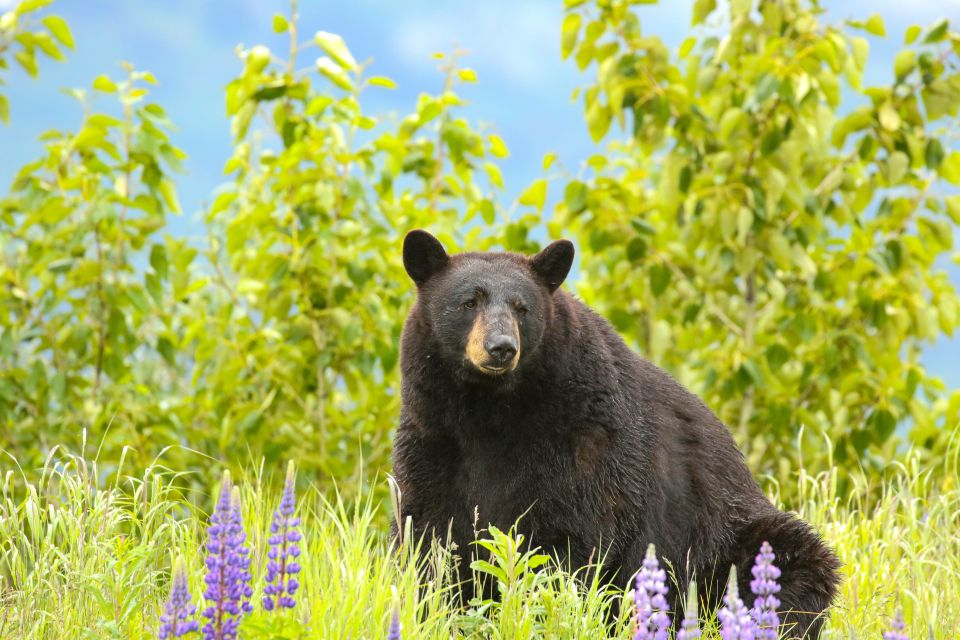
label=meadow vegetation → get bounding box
[1,435,958,638]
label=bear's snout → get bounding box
[484,334,517,367]
[465,306,521,374]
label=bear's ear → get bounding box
[403,230,449,286]
[529,239,574,292]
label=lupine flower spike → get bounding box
[201,472,253,640]
[677,581,701,640]
[633,543,671,640]
[230,485,255,612]
[387,585,402,640]
[882,608,908,640]
[263,461,303,611]
[750,541,781,640]
[159,556,199,638]
[718,565,757,640]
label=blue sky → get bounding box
[1,0,957,388]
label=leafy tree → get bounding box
[0,0,74,123]
[0,64,195,474]
[182,4,509,492]
[554,0,960,488]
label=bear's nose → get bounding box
[485,335,517,365]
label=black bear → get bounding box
[392,230,840,637]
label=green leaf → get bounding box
[851,37,869,71]
[940,152,960,185]
[923,19,948,43]
[316,58,353,91]
[894,49,916,81]
[649,264,672,296]
[457,68,477,83]
[631,219,655,236]
[480,199,495,224]
[886,151,909,183]
[585,98,611,142]
[925,139,944,169]
[627,237,647,261]
[42,15,74,49]
[864,14,886,37]
[561,13,582,60]
[564,181,588,215]
[679,165,692,193]
[367,76,397,89]
[272,14,289,33]
[765,344,790,370]
[0,96,8,125]
[159,180,181,214]
[922,84,954,121]
[484,162,504,189]
[15,0,54,14]
[692,0,717,26]
[518,179,548,210]
[542,152,558,171]
[15,51,39,77]
[488,134,510,158]
[945,195,960,224]
[904,25,922,45]
[736,207,753,244]
[878,104,901,131]
[870,408,897,440]
[93,75,117,93]
[719,107,745,141]
[314,31,357,71]
[760,128,783,156]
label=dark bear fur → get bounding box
[392,230,840,637]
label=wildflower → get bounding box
[883,608,908,640]
[387,586,402,640]
[750,541,781,640]
[263,461,302,611]
[159,556,199,638]
[633,543,671,640]
[201,472,253,640]
[718,566,756,640]
[677,581,701,640]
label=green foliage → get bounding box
[0,0,74,123]
[1,3,515,498]
[2,440,959,637]
[0,64,194,476]
[554,0,960,491]
[188,6,509,494]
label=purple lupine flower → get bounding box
[201,472,254,640]
[750,541,781,640]
[633,543,671,640]
[677,581,700,640]
[718,566,756,640]
[263,461,302,611]
[387,604,401,640]
[159,556,200,638]
[882,609,908,640]
[230,486,255,612]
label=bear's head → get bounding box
[403,230,574,380]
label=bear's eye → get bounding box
[514,303,528,315]
[462,299,477,310]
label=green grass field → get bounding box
[1,432,958,639]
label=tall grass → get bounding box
[1,434,958,639]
